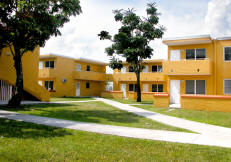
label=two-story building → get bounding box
[0,47,49,103]
[39,54,107,97]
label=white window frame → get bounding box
[185,48,206,60]
[152,84,164,92]
[185,80,206,94]
[224,79,231,94]
[224,46,231,62]
[45,61,55,68]
[152,65,162,73]
[39,61,43,69]
[76,64,81,71]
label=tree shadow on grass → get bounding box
[0,118,72,139]
[27,109,144,124]
[0,103,74,111]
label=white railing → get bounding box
[0,80,12,101]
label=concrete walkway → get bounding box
[1,109,231,148]
[95,98,231,140]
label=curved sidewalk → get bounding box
[0,110,231,148]
[95,98,231,140]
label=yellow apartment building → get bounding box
[39,54,107,97]
[0,47,49,103]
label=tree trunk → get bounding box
[136,70,141,102]
[7,49,23,108]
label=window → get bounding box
[86,65,90,71]
[224,80,231,94]
[45,81,54,91]
[76,64,81,71]
[152,65,162,72]
[152,84,163,92]
[185,80,205,94]
[224,47,231,61]
[45,61,54,68]
[38,81,43,86]
[186,49,206,60]
[129,66,134,72]
[39,61,43,69]
[106,82,113,91]
[86,82,90,89]
[129,84,137,92]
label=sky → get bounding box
[40,0,231,62]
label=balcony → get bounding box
[39,68,56,79]
[163,59,212,75]
[114,72,165,82]
[74,71,106,81]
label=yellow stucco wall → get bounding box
[0,47,49,102]
[181,95,231,112]
[39,55,106,97]
[153,94,170,108]
[101,91,123,99]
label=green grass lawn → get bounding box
[0,118,230,162]
[50,97,95,102]
[0,102,189,132]
[135,105,231,128]
[110,98,153,104]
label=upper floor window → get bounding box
[76,64,81,71]
[87,65,90,71]
[45,81,54,91]
[152,84,163,92]
[152,65,162,72]
[186,49,206,60]
[224,47,231,61]
[224,80,231,94]
[39,61,43,69]
[45,61,54,68]
[185,80,205,94]
[129,66,134,72]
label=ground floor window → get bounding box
[86,82,90,89]
[152,84,163,92]
[185,80,205,94]
[45,81,54,91]
[224,79,231,94]
[129,84,137,92]
[106,82,113,91]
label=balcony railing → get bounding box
[114,72,165,82]
[38,68,56,79]
[74,70,106,81]
[163,59,212,75]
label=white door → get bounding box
[143,84,149,92]
[143,65,149,72]
[76,82,80,96]
[121,84,126,98]
[121,67,127,73]
[170,50,181,61]
[170,80,180,104]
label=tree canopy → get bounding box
[0,0,81,107]
[0,0,81,55]
[98,3,165,102]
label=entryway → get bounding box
[121,84,126,99]
[76,82,80,96]
[170,80,181,108]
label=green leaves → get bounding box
[98,2,165,70]
[98,31,112,40]
[0,0,82,55]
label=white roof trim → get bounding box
[217,37,231,40]
[163,35,211,41]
